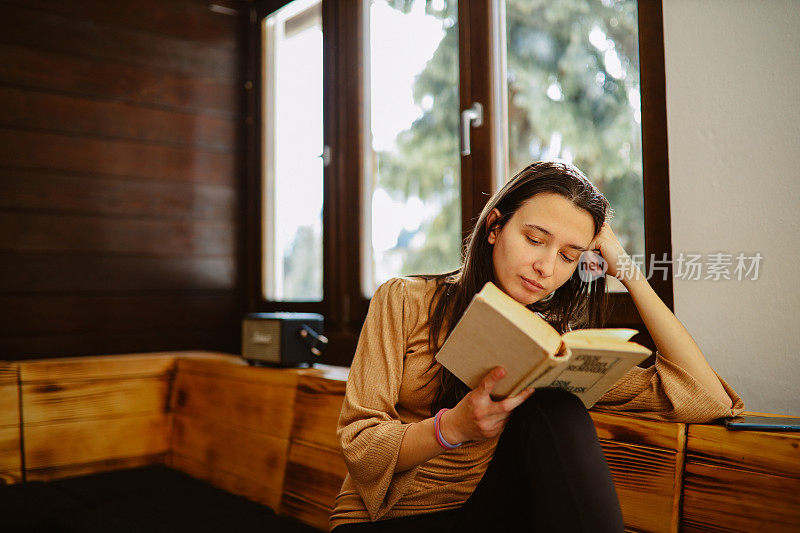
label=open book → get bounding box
[434,282,652,408]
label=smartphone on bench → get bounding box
[724,415,800,431]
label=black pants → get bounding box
[332,388,625,532]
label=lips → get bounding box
[521,276,545,291]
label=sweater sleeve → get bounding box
[593,350,745,422]
[336,278,419,521]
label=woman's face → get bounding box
[487,192,596,306]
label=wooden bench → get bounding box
[0,352,797,532]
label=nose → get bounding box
[533,249,557,278]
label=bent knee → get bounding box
[512,387,589,423]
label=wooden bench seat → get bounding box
[1,351,797,532]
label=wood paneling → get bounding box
[600,440,681,533]
[1,294,237,336]
[0,5,237,79]
[14,0,241,45]
[0,169,236,222]
[281,487,339,531]
[291,372,347,450]
[681,421,800,532]
[0,0,245,361]
[591,412,685,532]
[1,330,239,361]
[282,441,347,511]
[171,414,287,511]
[0,362,17,385]
[24,413,170,470]
[686,423,800,478]
[0,253,236,293]
[0,427,23,484]
[169,451,283,512]
[167,355,315,512]
[0,385,19,428]
[175,353,311,386]
[591,410,685,450]
[0,129,235,185]
[0,44,237,114]
[18,352,176,382]
[281,371,348,528]
[0,87,235,151]
[0,212,235,256]
[0,362,21,484]
[682,461,800,532]
[19,352,175,385]
[172,369,296,440]
[22,377,170,425]
[19,354,174,480]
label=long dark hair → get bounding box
[416,161,612,415]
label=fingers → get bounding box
[499,387,535,411]
[478,366,506,397]
[478,367,534,411]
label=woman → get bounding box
[329,161,743,532]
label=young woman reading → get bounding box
[329,161,743,532]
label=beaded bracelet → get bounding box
[434,408,462,449]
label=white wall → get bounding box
[662,0,800,414]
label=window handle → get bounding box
[460,102,483,156]
[318,145,331,167]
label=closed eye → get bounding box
[527,236,577,262]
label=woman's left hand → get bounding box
[588,222,632,280]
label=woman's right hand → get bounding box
[439,366,535,444]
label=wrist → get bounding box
[614,255,644,285]
[619,266,646,289]
[436,409,464,448]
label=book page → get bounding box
[531,345,651,408]
[563,328,638,343]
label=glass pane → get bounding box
[502,0,643,291]
[363,0,462,296]
[262,0,323,301]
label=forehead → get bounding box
[511,193,596,245]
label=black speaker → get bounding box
[241,312,327,367]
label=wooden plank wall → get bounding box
[590,411,686,533]
[0,0,247,359]
[18,353,177,481]
[0,362,22,484]
[682,422,800,532]
[167,355,305,512]
[281,368,349,530]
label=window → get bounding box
[261,0,324,301]
[363,0,462,294]
[500,0,645,292]
[248,0,671,363]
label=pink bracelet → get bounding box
[434,408,462,449]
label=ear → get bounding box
[486,208,501,245]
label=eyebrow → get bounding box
[523,224,589,252]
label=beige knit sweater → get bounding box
[329,277,744,531]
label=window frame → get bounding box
[244,0,672,365]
